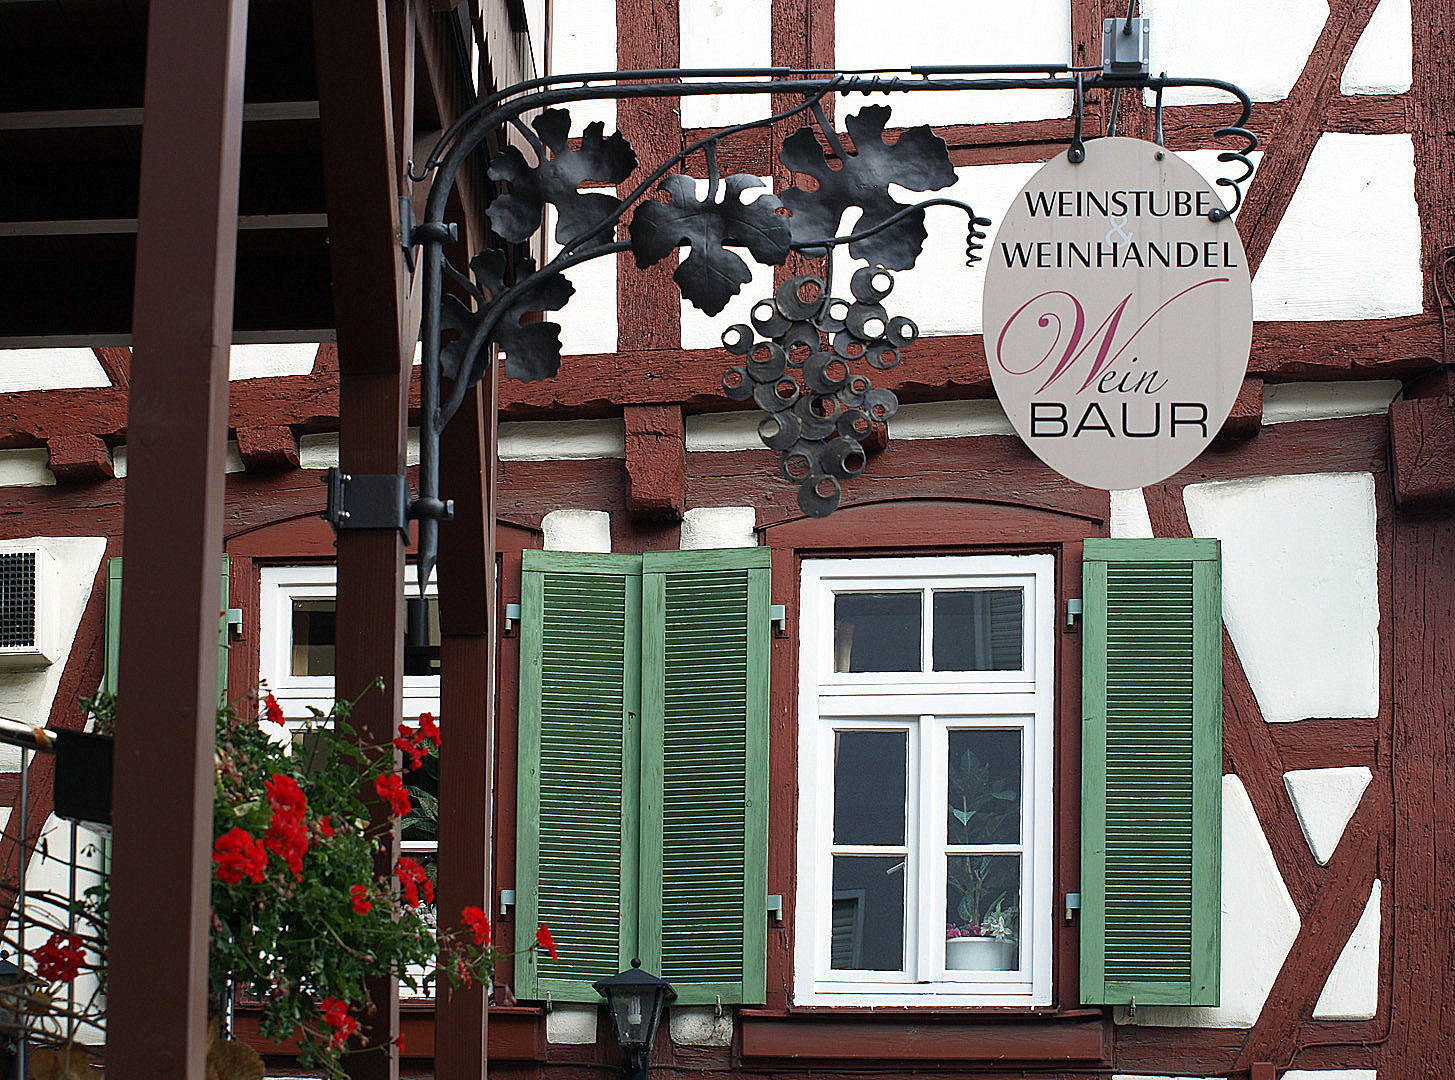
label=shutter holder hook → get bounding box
[545,990,553,1013]
[714,995,723,1019]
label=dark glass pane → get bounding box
[947,729,1022,845]
[833,731,907,846]
[931,588,1023,671]
[290,596,441,677]
[945,854,1021,970]
[833,591,921,672]
[831,856,905,970]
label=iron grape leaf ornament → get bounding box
[440,251,574,383]
[486,109,637,247]
[629,174,792,316]
[780,104,956,270]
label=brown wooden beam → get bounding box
[107,0,248,1076]
[624,404,686,520]
[434,372,497,1080]
[314,0,415,1076]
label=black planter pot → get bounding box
[53,730,113,833]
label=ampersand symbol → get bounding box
[1105,214,1133,244]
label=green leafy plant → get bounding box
[946,742,1019,939]
[66,689,553,1078]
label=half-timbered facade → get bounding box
[1,0,1452,1078]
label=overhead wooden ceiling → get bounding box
[0,0,510,346]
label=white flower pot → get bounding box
[945,935,1017,971]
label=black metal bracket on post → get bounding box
[337,22,1258,594]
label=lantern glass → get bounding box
[593,959,675,1055]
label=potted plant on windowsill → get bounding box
[945,896,1018,971]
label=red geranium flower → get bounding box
[373,773,411,817]
[393,724,427,770]
[395,856,434,908]
[213,827,267,885]
[319,996,358,1049]
[350,884,372,915]
[536,923,558,962]
[317,815,334,838]
[462,906,490,947]
[263,811,309,879]
[417,712,440,746]
[261,692,286,728]
[33,932,85,982]
[265,773,307,819]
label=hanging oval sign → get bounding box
[982,137,1252,490]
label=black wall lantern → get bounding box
[593,959,676,1080]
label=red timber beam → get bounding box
[107,0,249,1076]
[313,0,416,1075]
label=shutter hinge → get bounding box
[770,604,787,633]
[500,888,516,916]
[1065,891,1081,922]
[226,608,243,636]
[767,894,784,922]
[504,603,522,633]
[1066,598,1083,629]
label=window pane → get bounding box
[833,730,907,846]
[831,856,905,970]
[932,588,1023,671]
[290,596,441,677]
[947,728,1022,845]
[834,591,922,672]
[945,853,1021,970]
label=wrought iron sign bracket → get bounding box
[353,34,1257,593]
[321,468,441,542]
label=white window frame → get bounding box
[794,555,1055,1007]
[258,564,440,724]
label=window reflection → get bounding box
[833,591,921,672]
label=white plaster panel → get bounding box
[1184,472,1379,723]
[1255,134,1421,321]
[680,507,757,549]
[498,419,626,460]
[549,0,616,135]
[546,201,619,355]
[114,441,245,477]
[228,342,318,379]
[0,349,110,391]
[542,510,612,553]
[1285,766,1373,864]
[1313,879,1382,1020]
[1282,1072,1377,1080]
[1343,0,1412,94]
[679,0,772,128]
[297,430,424,471]
[14,815,108,1044]
[1110,489,1154,539]
[545,1002,600,1044]
[832,161,1044,337]
[669,1005,734,1046]
[1141,0,1328,106]
[835,0,1072,127]
[1262,381,1402,425]
[0,538,106,773]
[0,449,57,488]
[1120,774,1300,1027]
[686,411,763,451]
[887,399,1015,439]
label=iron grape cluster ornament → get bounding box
[982,137,1253,490]
[721,268,917,516]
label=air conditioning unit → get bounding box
[0,547,57,670]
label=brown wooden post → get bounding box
[434,371,498,1080]
[314,1,415,1076]
[107,0,249,1076]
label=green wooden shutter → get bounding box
[640,548,770,1005]
[104,555,230,702]
[516,551,641,1001]
[1081,538,1221,1006]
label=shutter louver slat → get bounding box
[1081,539,1221,1007]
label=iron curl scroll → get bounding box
[401,66,1256,593]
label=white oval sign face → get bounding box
[983,138,1252,490]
